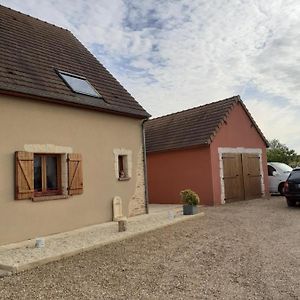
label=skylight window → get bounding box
[57,70,101,98]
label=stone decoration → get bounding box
[113,196,124,221]
[128,147,146,217]
[24,144,73,154]
[113,148,132,179]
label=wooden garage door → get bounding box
[242,153,262,200]
[222,153,244,202]
[222,153,262,202]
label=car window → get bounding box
[288,170,300,180]
[268,165,276,176]
[272,163,292,173]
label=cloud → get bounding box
[1,0,300,151]
[246,98,300,151]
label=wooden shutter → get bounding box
[67,153,83,195]
[15,151,34,200]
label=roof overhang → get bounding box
[0,89,151,120]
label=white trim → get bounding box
[218,147,265,204]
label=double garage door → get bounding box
[222,153,262,202]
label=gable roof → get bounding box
[0,5,149,119]
[145,95,268,153]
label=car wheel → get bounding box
[279,183,285,195]
[286,198,296,207]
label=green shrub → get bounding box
[180,189,200,206]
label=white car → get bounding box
[268,162,293,195]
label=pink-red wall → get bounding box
[147,102,268,206]
[210,102,269,204]
[147,147,214,205]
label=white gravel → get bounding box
[0,204,202,273]
[0,197,299,300]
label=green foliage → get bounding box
[180,189,200,206]
[267,139,299,166]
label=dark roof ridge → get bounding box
[0,4,69,32]
[149,95,239,122]
[145,95,268,153]
[0,5,149,118]
[1,2,140,110]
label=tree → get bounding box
[267,139,298,166]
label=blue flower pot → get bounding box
[183,204,198,215]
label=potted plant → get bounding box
[180,189,200,215]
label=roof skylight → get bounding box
[57,70,101,98]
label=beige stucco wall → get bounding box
[0,95,146,246]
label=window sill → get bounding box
[32,195,69,202]
[118,177,130,181]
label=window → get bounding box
[57,70,101,98]
[113,149,132,180]
[118,155,129,180]
[15,151,83,200]
[34,154,62,196]
[288,169,300,181]
[272,162,292,173]
[268,165,276,176]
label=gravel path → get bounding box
[0,197,299,300]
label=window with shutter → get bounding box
[15,151,83,200]
[67,153,83,195]
[33,154,62,197]
[15,151,34,200]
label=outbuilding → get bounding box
[0,6,149,246]
[145,96,269,205]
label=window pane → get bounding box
[273,162,292,173]
[268,165,275,176]
[289,170,300,181]
[34,155,42,192]
[118,155,125,178]
[46,156,58,190]
[60,72,100,97]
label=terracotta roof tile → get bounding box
[145,96,268,152]
[0,5,150,119]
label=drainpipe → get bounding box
[142,118,149,214]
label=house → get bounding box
[0,5,150,246]
[145,96,269,206]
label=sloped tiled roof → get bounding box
[0,5,149,119]
[145,96,268,153]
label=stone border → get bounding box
[24,144,73,154]
[0,212,204,277]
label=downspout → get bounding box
[142,118,149,214]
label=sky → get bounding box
[1,0,300,151]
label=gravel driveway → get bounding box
[0,197,299,300]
